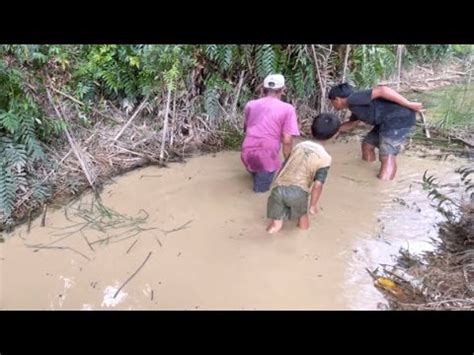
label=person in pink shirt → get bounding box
[241,74,300,192]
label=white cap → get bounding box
[263,74,285,89]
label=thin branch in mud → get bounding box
[113,97,148,142]
[230,70,245,123]
[137,226,159,232]
[47,88,97,190]
[90,227,143,246]
[27,244,92,261]
[400,298,474,308]
[109,230,144,244]
[155,236,163,248]
[140,175,162,179]
[340,176,369,185]
[366,267,378,281]
[27,211,32,234]
[14,131,96,210]
[49,86,122,123]
[114,251,153,299]
[82,233,95,252]
[113,145,150,159]
[126,239,139,254]
[161,219,193,235]
[38,234,78,250]
[418,111,431,139]
[51,221,93,237]
[64,206,72,222]
[40,204,48,227]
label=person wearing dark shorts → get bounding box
[241,74,300,193]
[266,114,340,234]
[328,83,423,180]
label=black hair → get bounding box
[328,83,354,100]
[311,113,341,140]
[263,87,283,95]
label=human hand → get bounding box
[408,102,423,112]
[309,205,317,215]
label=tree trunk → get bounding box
[396,45,404,91]
[159,89,172,162]
[342,45,351,82]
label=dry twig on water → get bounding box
[114,251,153,299]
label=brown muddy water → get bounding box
[0,137,468,310]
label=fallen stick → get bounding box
[162,220,193,235]
[404,299,474,307]
[380,75,463,86]
[49,86,122,123]
[114,251,153,299]
[419,111,431,138]
[230,70,245,122]
[47,88,97,190]
[427,126,474,149]
[310,44,326,112]
[40,204,48,227]
[417,65,434,74]
[155,237,163,247]
[14,135,82,209]
[113,98,148,142]
[27,211,32,233]
[425,75,462,82]
[340,176,367,184]
[27,244,92,261]
[30,225,88,250]
[126,239,139,254]
[90,227,147,246]
[82,233,95,252]
[447,70,468,75]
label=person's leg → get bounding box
[297,214,310,229]
[253,171,275,193]
[378,127,412,181]
[362,127,380,162]
[362,142,377,162]
[266,186,289,234]
[378,154,397,180]
[283,186,310,230]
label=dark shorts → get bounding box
[267,185,308,220]
[363,126,413,156]
[252,171,275,193]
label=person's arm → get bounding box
[372,85,423,111]
[309,166,330,214]
[281,106,299,160]
[309,181,323,215]
[281,133,293,161]
[339,118,361,133]
[335,115,362,139]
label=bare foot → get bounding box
[267,226,282,234]
[266,220,283,234]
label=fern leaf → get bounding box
[256,45,275,79]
